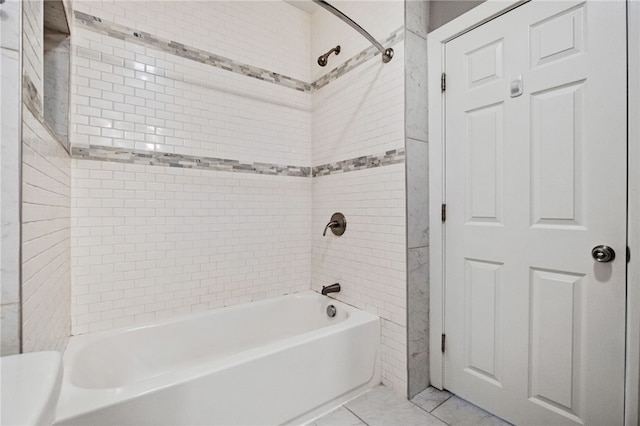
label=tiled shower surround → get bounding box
[22,107,72,353]
[310,5,407,388]
[71,159,312,332]
[66,0,409,392]
[15,0,74,354]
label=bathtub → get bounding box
[54,291,380,425]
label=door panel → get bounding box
[464,259,503,387]
[530,81,585,228]
[466,39,504,88]
[444,1,626,424]
[529,4,585,68]
[466,103,504,224]
[528,268,585,421]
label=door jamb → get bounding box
[625,1,639,424]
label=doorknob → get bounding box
[592,245,616,263]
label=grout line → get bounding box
[432,413,453,426]
[410,396,454,426]
[426,394,453,413]
[424,394,512,426]
[409,398,429,413]
[406,27,428,42]
[429,408,452,425]
[344,405,371,426]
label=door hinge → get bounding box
[441,73,446,92]
[628,246,631,263]
[441,334,446,353]
[441,204,447,222]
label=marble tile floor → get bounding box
[308,385,511,426]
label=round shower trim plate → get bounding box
[330,212,346,236]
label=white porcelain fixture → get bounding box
[54,291,380,425]
[1,351,63,425]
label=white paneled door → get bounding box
[443,1,627,424]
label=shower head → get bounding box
[318,45,341,67]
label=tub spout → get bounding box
[323,221,339,236]
[321,283,341,296]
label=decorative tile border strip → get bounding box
[73,10,403,94]
[72,145,405,178]
[22,75,41,117]
[312,149,405,177]
[71,145,311,177]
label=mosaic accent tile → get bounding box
[22,75,41,117]
[312,149,406,177]
[72,146,405,178]
[71,146,311,177]
[73,10,404,93]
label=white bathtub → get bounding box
[54,291,380,425]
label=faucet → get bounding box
[321,283,341,296]
[323,221,339,236]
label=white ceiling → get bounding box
[283,0,320,15]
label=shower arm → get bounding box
[312,0,394,63]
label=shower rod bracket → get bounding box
[312,0,394,64]
[381,48,394,63]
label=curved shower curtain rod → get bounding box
[312,0,394,63]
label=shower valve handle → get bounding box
[322,213,346,236]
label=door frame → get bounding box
[426,1,639,424]
[626,1,639,425]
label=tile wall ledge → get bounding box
[73,10,404,94]
[72,145,406,178]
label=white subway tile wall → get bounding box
[21,108,72,352]
[71,160,311,334]
[312,167,406,323]
[382,318,410,392]
[312,164,407,392]
[70,26,312,165]
[70,1,314,335]
[73,0,311,82]
[311,42,404,166]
